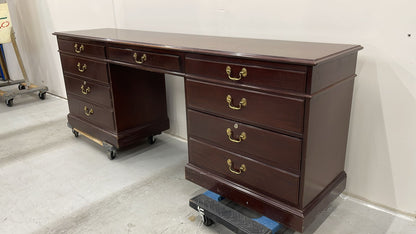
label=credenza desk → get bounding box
[53,28,362,232]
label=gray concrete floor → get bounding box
[1,91,415,234]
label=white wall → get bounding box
[6,0,416,215]
[7,0,116,97]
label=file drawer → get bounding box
[188,138,300,205]
[67,95,115,131]
[186,79,305,134]
[187,109,302,173]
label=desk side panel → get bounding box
[301,77,355,208]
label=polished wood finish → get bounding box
[64,75,112,107]
[54,28,361,65]
[57,38,106,58]
[55,34,170,150]
[54,28,362,232]
[186,79,305,134]
[301,78,355,208]
[187,110,302,173]
[60,54,109,83]
[109,64,169,132]
[188,138,300,205]
[67,95,115,131]
[185,54,307,93]
[107,47,181,72]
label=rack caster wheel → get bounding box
[18,84,25,90]
[5,99,13,107]
[72,129,79,137]
[39,91,46,100]
[202,215,213,226]
[107,149,116,160]
[147,135,156,145]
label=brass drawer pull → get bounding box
[226,128,246,143]
[77,62,87,72]
[133,53,147,64]
[80,81,90,95]
[226,95,247,110]
[226,66,247,81]
[74,43,84,53]
[84,106,94,116]
[227,159,246,175]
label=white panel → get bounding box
[164,75,187,139]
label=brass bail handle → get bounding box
[227,159,246,175]
[226,128,246,143]
[74,43,84,53]
[226,66,247,81]
[77,62,87,72]
[226,95,247,110]
[133,52,147,64]
[80,81,90,95]
[84,106,94,116]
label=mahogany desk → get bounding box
[54,28,362,232]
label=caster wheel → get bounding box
[202,215,213,226]
[39,92,46,100]
[72,129,79,137]
[18,84,25,90]
[5,99,13,107]
[107,150,116,160]
[147,136,156,145]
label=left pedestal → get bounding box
[57,36,169,159]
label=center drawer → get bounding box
[188,109,302,173]
[67,95,115,131]
[107,47,181,72]
[188,138,300,205]
[186,79,305,134]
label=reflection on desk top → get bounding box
[53,28,362,66]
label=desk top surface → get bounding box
[54,28,362,65]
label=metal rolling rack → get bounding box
[0,28,48,107]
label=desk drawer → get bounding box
[188,110,302,173]
[107,47,181,72]
[68,95,115,131]
[185,55,307,93]
[64,76,112,108]
[60,54,109,83]
[58,39,105,58]
[188,138,299,205]
[186,79,305,134]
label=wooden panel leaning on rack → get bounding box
[0,28,48,106]
[53,28,362,232]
